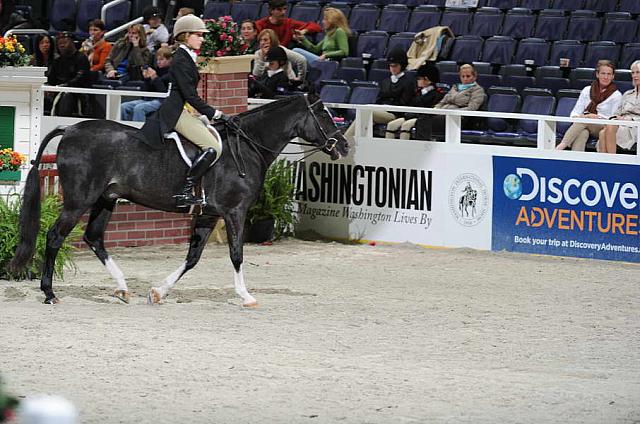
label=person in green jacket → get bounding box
[292,7,350,65]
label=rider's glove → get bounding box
[212,110,231,123]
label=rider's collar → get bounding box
[390,72,405,84]
[179,44,198,63]
[267,68,284,77]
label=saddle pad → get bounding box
[165,117,223,167]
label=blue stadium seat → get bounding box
[482,36,516,66]
[349,3,381,33]
[503,75,535,94]
[449,35,483,64]
[500,63,527,76]
[231,1,262,23]
[289,1,322,23]
[513,38,549,66]
[320,82,351,103]
[617,80,634,93]
[471,7,503,38]
[476,74,503,89]
[346,83,380,120]
[485,0,518,9]
[386,32,416,55]
[569,67,595,89]
[472,61,492,75]
[75,0,101,35]
[535,77,570,94]
[534,9,569,41]
[49,0,77,32]
[365,0,391,6]
[566,10,602,42]
[463,90,520,144]
[535,65,562,78]
[378,4,410,34]
[336,65,367,83]
[341,57,364,68]
[308,60,339,88]
[436,60,458,74]
[619,0,640,15]
[519,0,550,10]
[583,41,620,69]
[620,43,640,69]
[501,8,535,40]
[492,88,556,146]
[367,58,389,83]
[555,93,579,139]
[615,69,632,82]
[203,2,232,19]
[424,0,446,5]
[104,0,131,31]
[583,0,618,13]
[393,0,423,6]
[440,71,460,86]
[441,7,472,36]
[601,13,638,44]
[356,30,389,59]
[326,2,352,19]
[552,0,585,11]
[407,5,441,33]
[549,40,585,68]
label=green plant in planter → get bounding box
[247,159,296,241]
[0,194,82,280]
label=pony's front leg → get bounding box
[148,215,216,304]
[224,211,258,307]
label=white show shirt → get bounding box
[570,85,622,119]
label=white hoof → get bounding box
[147,287,162,305]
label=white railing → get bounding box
[3,28,48,38]
[103,0,158,41]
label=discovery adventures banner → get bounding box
[493,156,640,262]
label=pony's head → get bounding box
[298,93,349,160]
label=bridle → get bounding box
[295,94,343,157]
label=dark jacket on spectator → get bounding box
[405,85,446,119]
[249,70,291,99]
[377,73,415,107]
[47,50,90,87]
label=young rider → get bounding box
[141,14,229,208]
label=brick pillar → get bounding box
[197,55,254,115]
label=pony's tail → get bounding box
[9,127,66,274]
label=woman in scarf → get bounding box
[556,60,622,151]
[597,60,640,154]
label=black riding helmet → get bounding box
[386,47,408,70]
[143,6,162,22]
[416,63,440,84]
[266,46,287,64]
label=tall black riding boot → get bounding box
[175,148,218,207]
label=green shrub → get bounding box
[0,195,82,280]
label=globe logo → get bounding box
[503,174,522,200]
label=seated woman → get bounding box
[597,60,640,154]
[82,19,112,72]
[292,7,350,65]
[240,19,258,54]
[249,46,293,99]
[252,29,307,84]
[414,63,486,141]
[344,48,415,141]
[30,34,54,68]
[104,23,152,83]
[385,63,445,139]
[556,60,621,151]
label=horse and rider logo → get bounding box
[448,173,488,227]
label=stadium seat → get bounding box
[513,38,549,66]
[620,43,640,70]
[424,0,446,6]
[534,9,569,41]
[341,57,364,68]
[503,75,536,94]
[436,60,458,74]
[326,2,352,19]
[49,0,77,32]
[615,69,632,81]
[336,65,367,83]
[349,4,381,33]
[569,67,595,89]
[462,89,520,144]
[440,72,460,86]
[601,13,638,44]
[472,61,492,75]
[393,0,423,7]
[501,8,535,40]
[535,65,562,78]
[485,0,518,9]
[500,64,527,76]
[231,1,262,23]
[289,2,322,23]
[535,77,570,94]
[492,88,555,147]
[308,60,339,89]
[583,41,620,69]
[549,40,585,68]
[203,2,232,19]
[566,10,602,43]
[583,0,619,13]
[378,4,410,34]
[356,31,389,59]
[482,36,516,66]
[407,5,441,33]
[470,7,503,38]
[320,82,351,103]
[75,0,101,35]
[365,0,391,6]
[618,0,640,15]
[386,32,416,55]
[519,0,550,10]
[449,35,483,64]
[104,0,131,31]
[476,74,503,89]
[617,80,634,93]
[552,0,585,11]
[441,7,472,36]
[554,95,579,139]
[345,83,380,121]
[368,58,389,83]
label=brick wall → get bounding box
[197,72,249,115]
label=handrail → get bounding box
[102,0,130,22]
[102,0,158,40]
[104,17,143,41]
[3,28,49,38]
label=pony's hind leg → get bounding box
[224,211,258,308]
[41,207,86,304]
[148,215,214,304]
[83,198,130,303]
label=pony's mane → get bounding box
[237,94,305,126]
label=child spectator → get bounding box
[81,19,112,72]
[241,19,258,54]
[292,7,350,65]
[249,46,292,99]
[252,29,307,84]
[143,6,170,53]
[30,34,54,68]
[385,63,445,139]
[255,0,321,48]
[121,47,173,122]
[104,24,152,82]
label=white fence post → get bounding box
[445,114,461,144]
[538,118,556,149]
[354,108,373,139]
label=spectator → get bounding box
[252,29,307,84]
[121,47,173,122]
[0,0,15,34]
[556,60,621,151]
[255,0,321,48]
[81,19,112,72]
[30,34,54,68]
[597,60,640,154]
[143,6,170,54]
[167,7,195,34]
[292,7,350,65]
[414,63,486,140]
[240,20,258,54]
[344,48,415,141]
[385,63,445,139]
[104,24,152,82]
[46,32,90,116]
[249,46,293,99]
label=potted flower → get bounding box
[0,148,26,181]
[0,35,30,68]
[246,159,297,243]
[198,16,253,74]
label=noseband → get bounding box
[303,94,343,154]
